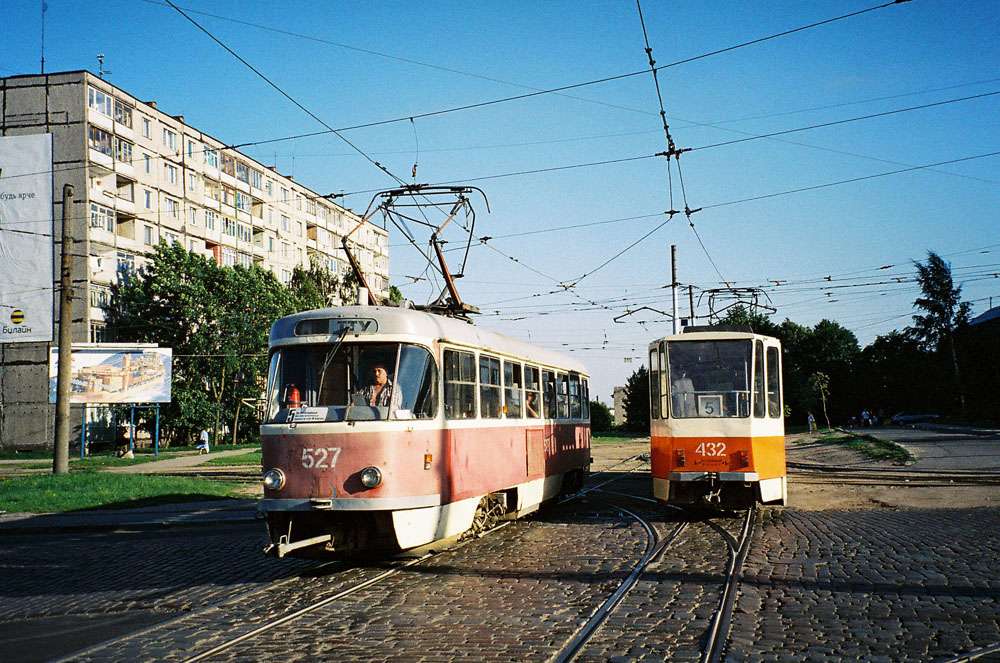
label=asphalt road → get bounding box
[871,426,1000,472]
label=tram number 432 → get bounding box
[301,447,342,469]
[695,442,727,457]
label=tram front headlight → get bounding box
[360,466,382,489]
[262,468,286,491]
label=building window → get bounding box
[204,178,220,202]
[221,247,237,267]
[222,217,237,237]
[250,168,263,190]
[281,187,289,202]
[306,199,316,215]
[88,125,113,156]
[164,163,177,184]
[205,210,218,230]
[204,147,219,168]
[144,189,152,208]
[143,225,154,245]
[281,269,291,284]
[238,223,252,243]
[281,242,289,258]
[113,99,133,127]
[164,197,179,218]
[87,87,112,117]
[187,140,197,158]
[141,117,151,138]
[221,185,236,207]
[163,128,178,151]
[238,252,253,268]
[117,251,136,277]
[268,237,274,253]
[236,191,251,212]
[114,137,133,163]
[220,153,235,177]
[90,323,108,343]
[295,194,302,210]
[143,153,151,173]
[188,207,197,226]
[165,232,179,246]
[281,215,289,231]
[296,220,303,236]
[188,173,197,191]
[235,160,250,184]
[89,203,115,231]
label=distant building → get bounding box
[612,386,627,427]
[0,70,389,450]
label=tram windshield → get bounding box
[667,340,752,418]
[265,342,438,423]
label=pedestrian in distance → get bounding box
[807,411,817,433]
[198,428,210,454]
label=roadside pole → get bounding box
[53,184,73,474]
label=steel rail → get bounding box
[550,500,687,663]
[50,559,343,663]
[180,553,432,663]
[701,505,756,663]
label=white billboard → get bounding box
[49,345,173,404]
[0,133,54,343]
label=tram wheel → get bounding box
[464,493,506,539]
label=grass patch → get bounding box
[203,451,262,466]
[816,431,914,463]
[0,472,242,513]
[592,432,647,442]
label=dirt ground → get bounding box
[590,434,1000,510]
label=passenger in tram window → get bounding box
[671,370,695,417]
[357,362,402,410]
[526,392,540,418]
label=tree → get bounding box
[907,251,970,414]
[719,305,780,337]
[808,371,831,429]
[589,400,613,432]
[107,243,299,446]
[622,365,650,433]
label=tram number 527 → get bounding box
[302,447,342,469]
[695,442,726,457]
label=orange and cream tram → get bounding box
[260,305,591,558]
[648,327,786,508]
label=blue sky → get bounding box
[4,0,998,401]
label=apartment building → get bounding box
[0,70,390,450]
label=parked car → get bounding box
[891,411,939,425]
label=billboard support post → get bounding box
[53,183,74,475]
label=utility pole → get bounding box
[53,184,73,474]
[670,244,679,334]
[688,285,695,327]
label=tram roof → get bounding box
[648,330,781,346]
[270,305,588,374]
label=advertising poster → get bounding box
[49,345,173,404]
[0,133,54,343]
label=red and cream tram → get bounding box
[648,328,787,508]
[260,305,591,558]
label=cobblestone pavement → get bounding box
[3,447,1000,662]
[734,507,1000,662]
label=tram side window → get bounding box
[525,365,542,418]
[480,355,502,419]
[582,377,590,419]
[557,373,569,419]
[659,342,669,418]
[444,349,477,419]
[569,373,582,419]
[649,348,660,419]
[504,361,523,418]
[753,340,766,418]
[766,346,781,418]
[543,370,558,419]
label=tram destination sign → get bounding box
[49,344,173,404]
[0,134,54,343]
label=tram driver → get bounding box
[671,369,695,417]
[356,362,403,410]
